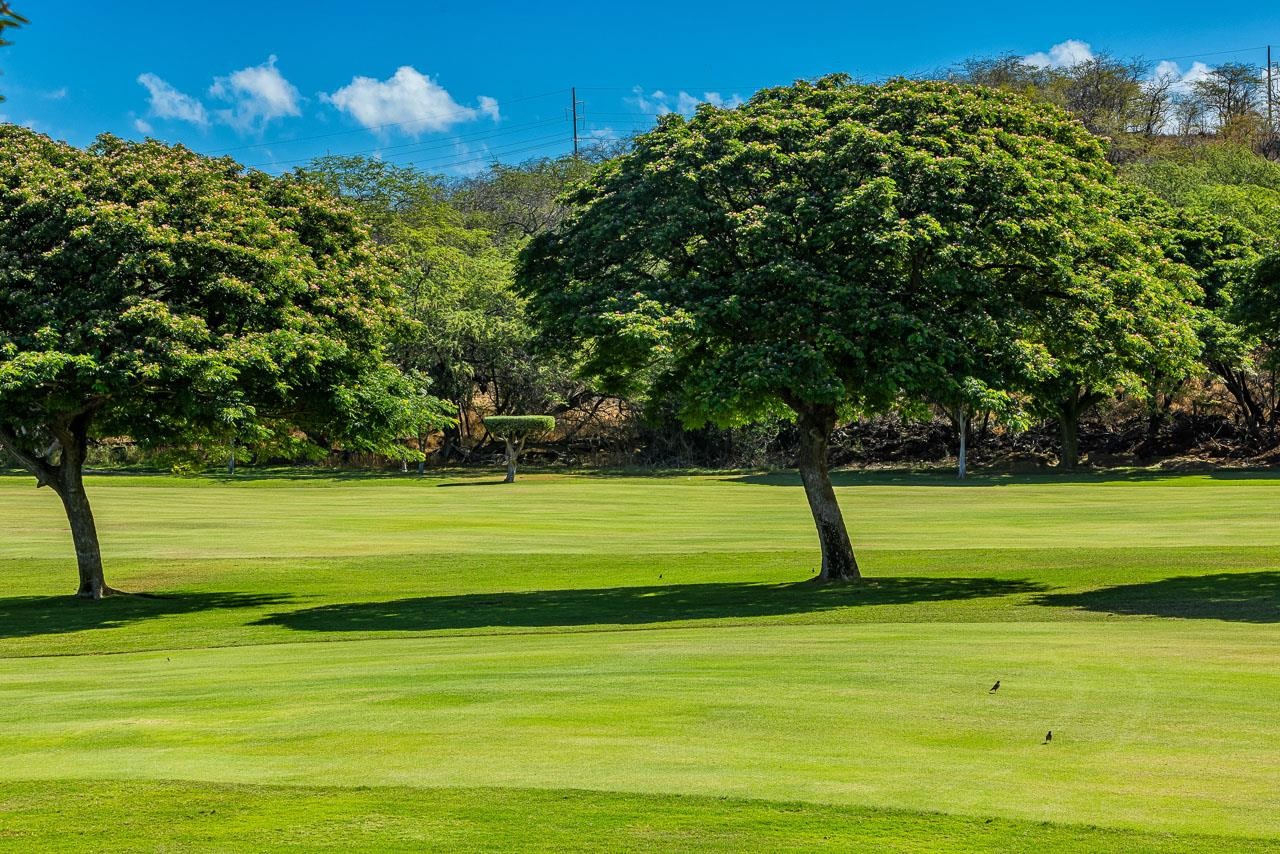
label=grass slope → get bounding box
[4,781,1274,853]
[1,469,1278,850]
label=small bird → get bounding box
[989,680,1000,693]
[1044,730,1053,744]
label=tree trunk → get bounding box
[795,406,860,581]
[956,404,967,480]
[2,419,115,599]
[1059,407,1080,470]
[53,422,116,599]
[503,437,524,483]
[1213,361,1266,446]
[57,471,111,599]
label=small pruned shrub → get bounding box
[483,415,556,482]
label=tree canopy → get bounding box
[0,127,447,597]
[519,76,1188,578]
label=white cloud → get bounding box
[630,87,672,114]
[133,117,153,135]
[137,72,209,126]
[675,91,702,114]
[323,66,498,136]
[698,91,743,110]
[1024,39,1095,70]
[477,95,500,122]
[44,87,67,100]
[1151,59,1212,94]
[631,87,744,116]
[209,55,301,131]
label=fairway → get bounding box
[2,470,1279,851]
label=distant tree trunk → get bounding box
[1059,401,1080,470]
[1211,360,1266,445]
[956,404,968,480]
[503,436,525,483]
[794,405,860,581]
[227,446,236,476]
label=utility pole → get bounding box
[570,87,584,157]
[1268,45,1274,136]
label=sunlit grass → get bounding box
[1,469,1278,850]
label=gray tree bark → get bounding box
[503,436,525,483]
[2,418,116,599]
[795,405,860,581]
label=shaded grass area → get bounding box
[253,577,1045,633]
[1038,572,1280,622]
[0,592,291,639]
[2,780,1273,854]
[2,546,1278,658]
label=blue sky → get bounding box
[4,1,1279,175]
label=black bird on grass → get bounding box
[1044,730,1052,744]
[989,680,1000,693]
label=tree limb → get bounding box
[0,426,58,488]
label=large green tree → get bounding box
[1124,145,1279,443]
[303,155,588,464]
[1014,189,1201,469]
[0,128,444,598]
[518,76,1169,580]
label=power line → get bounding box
[1154,45,1269,63]
[197,38,1280,176]
[204,88,569,155]
[242,118,568,169]
[393,132,571,169]
[246,130,571,172]
[397,138,572,172]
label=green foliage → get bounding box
[454,155,601,247]
[1014,187,1203,431]
[0,127,446,467]
[1122,143,1280,244]
[302,156,580,425]
[518,77,1193,435]
[1235,253,1280,344]
[482,414,555,438]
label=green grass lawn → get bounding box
[1,468,1278,851]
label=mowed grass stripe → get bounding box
[2,544,1276,659]
[4,780,1274,853]
[1,470,1279,844]
[1,623,1277,837]
[6,471,1280,561]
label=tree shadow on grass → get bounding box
[255,577,1045,633]
[1035,572,1280,623]
[0,592,292,638]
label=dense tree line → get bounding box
[6,57,1280,591]
[270,69,1280,480]
[950,52,1280,160]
